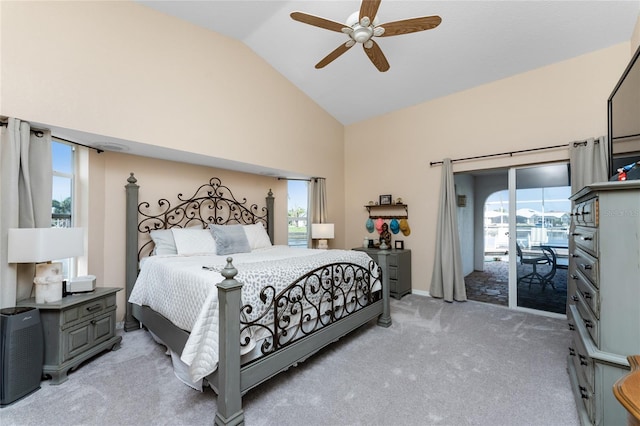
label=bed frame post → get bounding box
[215,258,244,426]
[266,189,274,245]
[376,253,393,328]
[124,173,140,332]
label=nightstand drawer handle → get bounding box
[86,304,102,313]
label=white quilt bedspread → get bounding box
[128,246,376,382]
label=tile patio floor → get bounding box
[464,259,568,314]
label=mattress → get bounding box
[129,246,377,382]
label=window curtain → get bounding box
[569,136,608,193]
[308,178,327,246]
[429,158,466,302]
[0,118,52,308]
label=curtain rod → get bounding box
[0,121,103,153]
[429,139,597,166]
[277,177,324,182]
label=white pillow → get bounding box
[150,229,177,255]
[171,228,217,255]
[243,223,272,250]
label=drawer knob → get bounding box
[584,319,593,329]
[568,323,575,331]
[571,295,579,302]
[580,264,592,270]
[581,236,593,241]
[570,253,579,258]
[579,386,589,399]
[86,304,101,312]
[583,292,591,300]
[578,355,588,366]
[569,347,576,356]
[570,275,579,281]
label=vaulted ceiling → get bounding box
[136,1,640,125]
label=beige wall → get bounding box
[344,43,632,294]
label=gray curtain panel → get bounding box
[569,136,608,193]
[430,158,466,302]
[308,177,327,246]
[0,118,52,307]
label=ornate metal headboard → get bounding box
[133,175,273,260]
[123,173,275,330]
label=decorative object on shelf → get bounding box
[396,197,403,204]
[379,194,392,205]
[374,217,384,234]
[389,218,400,234]
[379,223,391,248]
[362,237,369,248]
[365,217,374,233]
[311,223,334,250]
[7,227,84,304]
[368,200,375,205]
[395,240,404,250]
[399,218,411,236]
[368,239,375,248]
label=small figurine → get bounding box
[379,223,391,249]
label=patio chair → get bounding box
[516,243,553,290]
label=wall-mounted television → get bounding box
[607,42,640,176]
[608,44,640,178]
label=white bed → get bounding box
[124,174,391,425]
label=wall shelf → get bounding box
[365,204,408,219]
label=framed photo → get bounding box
[379,194,392,205]
[395,240,404,250]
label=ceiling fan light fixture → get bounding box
[352,26,372,43]
[373,26,385,37]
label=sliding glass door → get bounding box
[508,164,571,314]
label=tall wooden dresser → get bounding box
[567,180,640,425]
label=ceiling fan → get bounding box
[290,0,441,72]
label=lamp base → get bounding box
[317,239,329,250]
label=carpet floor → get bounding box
[0,295,579,426]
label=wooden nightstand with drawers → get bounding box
[353,247,411,299]
[17,287,122,384]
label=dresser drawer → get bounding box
[572,226,598,257]
[572,269,600,318]
[62,294,116,329]
[569,334,595,392]
[575,292,599,345]
[388,254,399,267]
[570,247,599,288]
[574,197,598,227]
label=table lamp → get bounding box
[8,228,84,303]
[311,223,334,250]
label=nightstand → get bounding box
[353,247,412,299]
[17,287,122,384]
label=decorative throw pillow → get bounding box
[209,224,251,255]
[243,223,272,250]
[171,228,217,255]
[150,229,177,255]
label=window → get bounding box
[287,180,308,247]
[52,140,75,278]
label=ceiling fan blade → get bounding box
[290,11,347,33]
[378,16,442,37]
[364,40,390,72]
[315,42,354,69]
[359,0,382,23]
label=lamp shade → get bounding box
[311,223,334,239]
[7,228,84,263]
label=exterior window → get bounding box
[52,140,75,278]
[287,180,308,247]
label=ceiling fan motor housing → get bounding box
[346,11,379,44]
